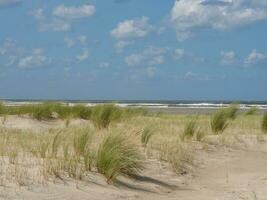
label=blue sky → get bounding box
[0,0,267,101]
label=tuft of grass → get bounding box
[141,126,155,147]
[210,109,228,134]
[262,113,267,134]
[224,103,239,120]
[91,104,122,129]
[0,102,3,115]
[195,128,206,141]
[183,118,198,140]
[245,107,258,115]
[73,128,94,157]
[96,132,143,183]
[72,105,91,120]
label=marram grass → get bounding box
[96,132,144,182]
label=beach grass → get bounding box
[0,103,265,187]
[262,113,267,134]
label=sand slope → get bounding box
[1,116,267,199]
[0,142,267,199]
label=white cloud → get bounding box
[41,19,71,32]
[64,35,87,48]
[17,49,48,69]
[0,38,50,69]
[53,4,96,19]
[125,54,143,66]
[0,0,21,7]
[77,35,87,45]
[111,16,152,40]
[125,46,168,67]
[170,0,267,41]
[31,4,95,32]
[114,41,131,53]
[174,48,185,59]
[64,37,75,48]
[244,49,267,65]
[99,62,110,68]
[30,8,71,32]
[220,50,236,65]
[76,48,89,62]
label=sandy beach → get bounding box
[0,103,267,200]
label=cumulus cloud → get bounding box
[0,0,22,8]
[244,49,267,66]
[76,48,89,62]
[53,4,96,19]
[125,46,168,67]
[170,0,267,41]
[220,50,236,65]
[0,38,50,69]
[31,4,95,32]
[114,41,132,53]
[17,49,48,69]
[111,16,152,40]
[174,48,185,59]
[64,35,88,48]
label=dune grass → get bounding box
[0,104,265,187]
[210,109,229,134]
[141,126,155,147]
[262,113,267,134]
[91,104,123,129]
[182,118,198,140]
[245,107,258,115]
[96,132,144,182]
[223,103,239,120]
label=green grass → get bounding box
[141,126,155,147]
[96,132,144,182]
[224,103,239,120]
[91,104,123,129]
[262,113,267,134]
[0,103,146,123]
[210,109,228,134]
[245,107,258,115]
[183,118,198,139]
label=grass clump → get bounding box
[245,107,258,115]
[210,109,228,134]
[141,126,155,147]
[182,118,198,140]
[262,113,267,134]
[224,103,239,120]
[91,104,123,129]
[96,132,143,183]
[0,102,3,115]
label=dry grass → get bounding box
[0,108,264,187]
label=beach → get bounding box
[0,103,267,199]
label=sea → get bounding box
[1,99,267,110]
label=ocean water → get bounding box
[2,99,267,110]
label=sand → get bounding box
[1,116,267,200]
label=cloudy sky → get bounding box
[0,0,267,101]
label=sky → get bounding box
[0,0,267,101]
